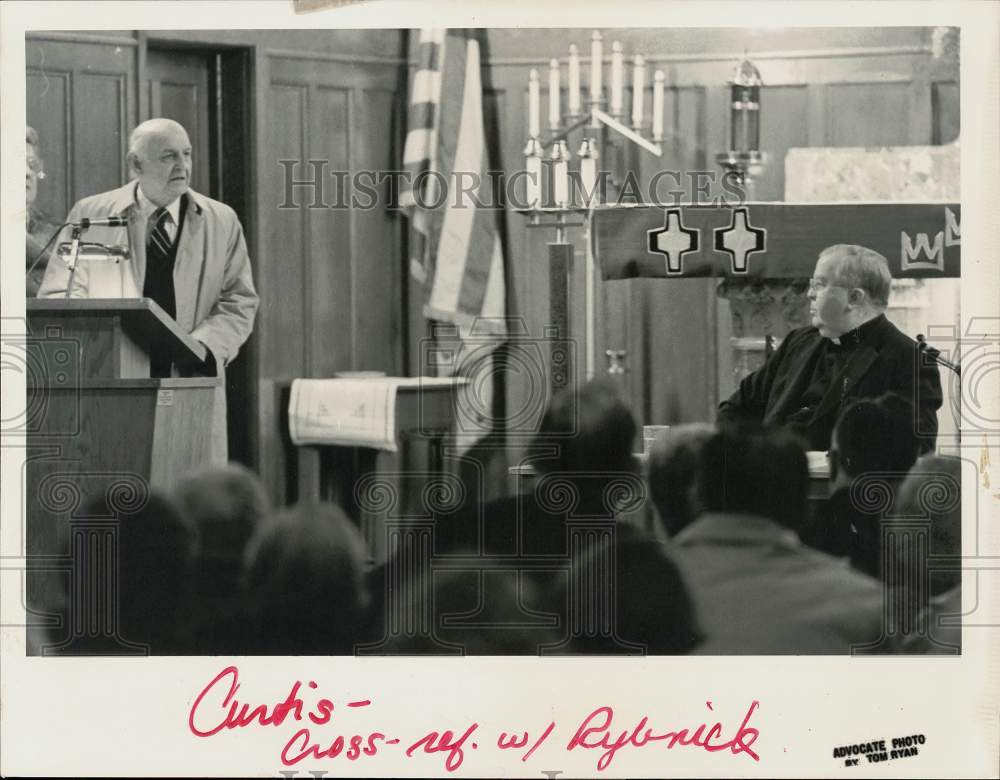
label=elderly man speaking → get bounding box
[38,118,259,461]
[717,244,942,453]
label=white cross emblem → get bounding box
[714,207,765,274]
[647,208,699,275]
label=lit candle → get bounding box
[568,44,581,114]
[652,69,665,141]
[610,41,623,115]
[548,59,560,129]
[631,55,645,128]
[528,69,540,138]
[590,30,602,101]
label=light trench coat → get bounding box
[38,181,259,462]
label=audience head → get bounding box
[831,392,921,488]
[74,489,196,653]
[26,126,43,209]
[647,423,715,537]
[383,561,561,654]
[565,530,701,654]
[534,379,637,476]
[697,425,808,531]
[174,464,269,610]
[127,117,192,207]
[808,244,891,337]
[244,502,370,654]
[895,455,962,595]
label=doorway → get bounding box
[143,45,256,467]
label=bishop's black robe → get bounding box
[718,314,943,452]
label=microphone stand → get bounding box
[916,333,961,378]
[59,219,131,299]
[63,225,83,300]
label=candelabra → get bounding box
[519,31,669,385]
[521,31,666,223]
[518,34,768,390]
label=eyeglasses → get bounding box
[807,277,847,292]
[27,158,45,179]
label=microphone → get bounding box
[916,334,961,377]
[74,216,128,228]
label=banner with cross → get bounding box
[593,203,960,280]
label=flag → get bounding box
[401,29,508,447]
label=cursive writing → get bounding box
[406,723,479,772]
[188,668,763,772]
[567,700,761,770]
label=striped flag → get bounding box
[401,29,508,446]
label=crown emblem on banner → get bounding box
[900,206,960,273]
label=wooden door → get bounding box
[144,49,214,197]
[142,46,256,468]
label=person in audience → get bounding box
[386,380,696,654]
[646,422,715,538]
[561,527,702,655]
[244,502,371,654]
[894,455,962,653]
[436,378,641,558]
[50,490,197,655]
[510,378,640,553]
[718,244,942,453]
[804,392,922,578]
[376,560,562,655]
[673,426,884,654]
[26,126,61,296]
[173,464,269,653]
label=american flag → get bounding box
[401,29,508,445]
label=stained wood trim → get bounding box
[264,47,405,66]
[485,45,932,68]
[299,84,312,376]
[26,32,139,47]
[347,86,357,370]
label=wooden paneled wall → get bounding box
[26,34,137,220]
[256,48,406,501]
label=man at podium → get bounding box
[717,244,942,453]
[37,117,259,460]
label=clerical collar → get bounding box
[830,314,886,349]
[135,184,182,225]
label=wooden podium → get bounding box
[24,299,222,647]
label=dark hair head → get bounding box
[696,426,808,530]
[533,379,637,475]
[174,464,269,562]
[173,465,270,636]
[647,423,715,536]
[833,392,921,479]
[244,502,370,653]
[74,490,196,652]
[895,455,962,595]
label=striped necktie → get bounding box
[149,206,172,256]
[144,205,177,377]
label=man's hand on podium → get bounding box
[177,342,218,377]
[198,343,218,377]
